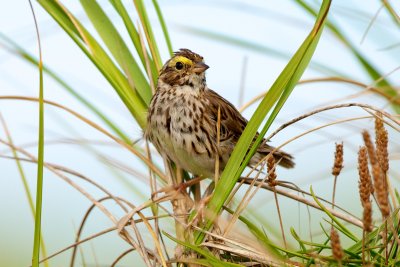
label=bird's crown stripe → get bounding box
[169,56,193,67]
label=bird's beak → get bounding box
[193,62,209,74]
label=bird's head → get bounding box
[158,49,209,88]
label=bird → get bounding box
[145,49,294,179]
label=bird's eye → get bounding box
[175,61,184,70]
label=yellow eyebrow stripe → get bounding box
[169,56,193,67]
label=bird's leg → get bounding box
[188,181,215,227]
[151,175,205,201]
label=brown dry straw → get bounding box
[330,228,343,264]
[267,156,286,248]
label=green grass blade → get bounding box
[0,115,49,267]
[29,1,45,266]
[109,0,159,84]
[80,0,152,104]
[224,207,283,257]
[152,0,174,56]
[309,186,358,242]
[0,33,131,143]
[38,0,148,128]
[194,0,332,244]
[133,0,163,70]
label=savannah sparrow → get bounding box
[145,49,294,179]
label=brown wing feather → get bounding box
[204,89,247,139]
[204,89,294,168]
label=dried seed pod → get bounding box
[363,201,373,232]
[362,131,375,195]
[358,147,372,205]
[330,228,343,262]
[375,113,389,173]
[267,156,277,186]
[332,143,344,177]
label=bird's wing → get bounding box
[204,89,294,168]
[204,89,248,141]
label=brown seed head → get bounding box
[332,143,344,177]
[375,112,389,173]
[358,147,372,205]
[371,163,389,217]
[330,228,343,262]
[362,130,377,165]
[267,156,277,186]
[362,131,376,194]
[363,201,373,232]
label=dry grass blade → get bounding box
[110,248,136,267]
[0,96,166,180]
[0,139,158,265]
[70,196,132,267]
[267,156,286,248]
[267,103,400,141]
[202,242,284,267]
[238,178,363,228]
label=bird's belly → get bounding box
[149,103,218,178]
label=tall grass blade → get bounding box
[109,0,159,84]
[0,33,130,143]
[38,0,148,128]
[29,1,45,266]
[194,0,332,244]
[0,115,49,267]
[133,0,163,70]
[152,0,174,56]
[80,0,152,104]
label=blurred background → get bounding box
[0,0,399,266]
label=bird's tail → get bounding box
[253,145,295,169]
